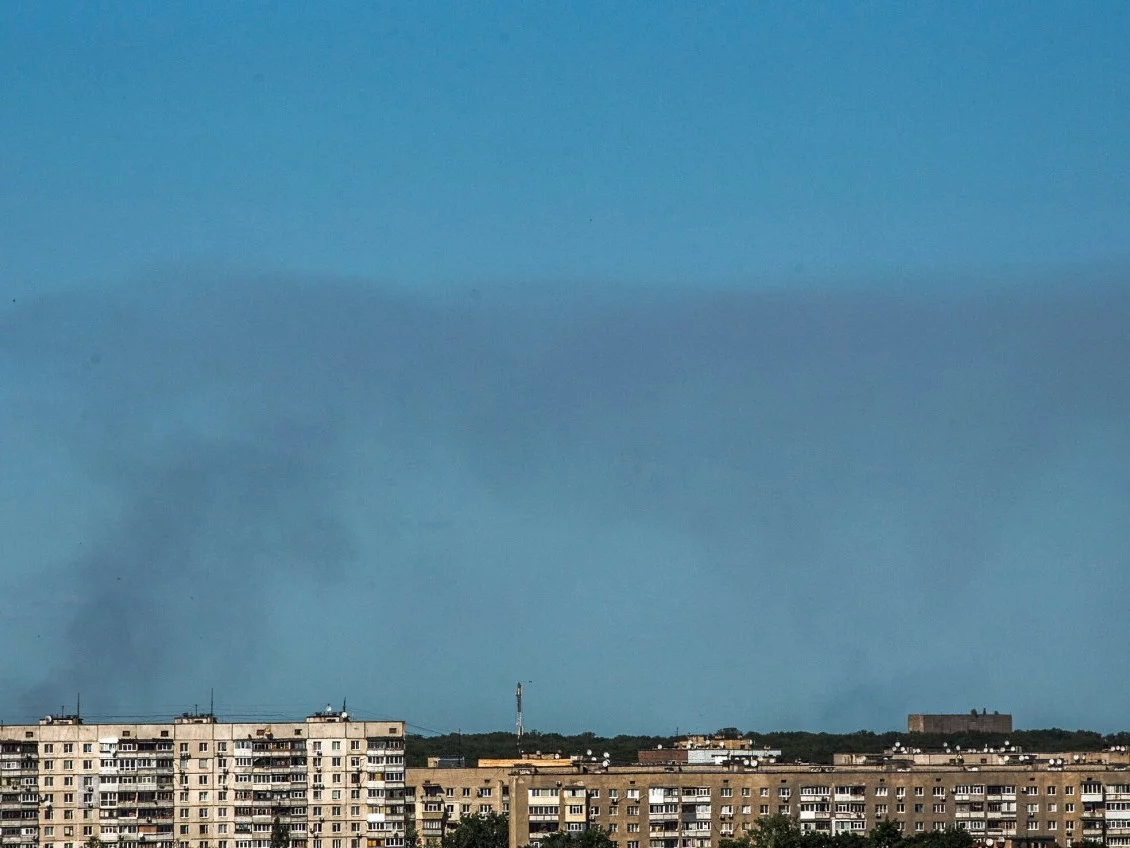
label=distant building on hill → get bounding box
[909,709,1013,734]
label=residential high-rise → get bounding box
[0,710,405,848]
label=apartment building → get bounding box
[0,711,406,848]
[407,749,1130,848]
[405,767,511,845]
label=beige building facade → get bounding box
[0,712,406,848]
[407,753,1130,848]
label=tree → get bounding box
[84,837,104,848]
[902,827,973,848]
[405,820,419,848]
[270,815,289,848]
[869,820,902,848]
[534,827,617,848]
[441,812,509,848]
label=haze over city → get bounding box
[2,4,1128,735]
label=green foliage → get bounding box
[441,812,509,848]
[532,827,617,848]
[717,816,972,848]
[84,837,104,848]
[408,727,1119,767]
[270,815,289,848]
[407,731,674,768]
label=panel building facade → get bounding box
[0,711,406,848]
[406,748,1130,848]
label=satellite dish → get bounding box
[602,759,610,768]
[603,753,610,759]
[586,750,592,756]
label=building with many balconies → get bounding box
[0,710,406,848]
[405,744,1130,848]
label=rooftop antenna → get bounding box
[76,693,81,720]
[516,682,523,747]
[210,689,214,716]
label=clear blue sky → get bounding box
[1,3,1129,734]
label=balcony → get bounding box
[799,812,830,822]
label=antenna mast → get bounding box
[515,682,523,747]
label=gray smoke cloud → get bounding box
[1,273,1128,732]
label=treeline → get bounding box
[407,728,1130,768]
[406,731,675,768]
[721,816,974,848]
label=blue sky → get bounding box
[1,3,1129,734]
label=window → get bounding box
[742,806,751,815]
[721,788,733,798]
[742,788,751,797]
[876,787,888,797]
[1048,787,1057,796]
[915,788,924,797]
[933,787,945,798]
[1066,787,1075,796]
